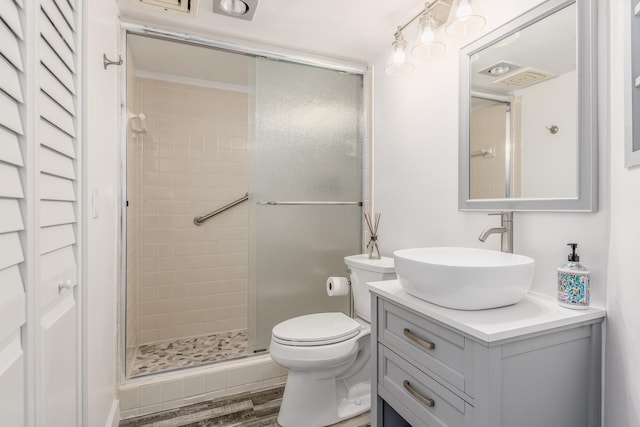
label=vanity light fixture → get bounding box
[412,12,446,60]
[385,0,485,75]
[385,29,415,75]
[445,0,486,38]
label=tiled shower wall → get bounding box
[469,102,522,199]
[137,78,249,344]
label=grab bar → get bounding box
[471,148,495,158]
[257,201,362,206]
[193,192,248,226]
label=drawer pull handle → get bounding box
[403,380,435,408]
[403,328,435,350]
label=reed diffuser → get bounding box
[364,212,381,260]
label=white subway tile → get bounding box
[263,377,286,388]
[225,366,247,388]
[119,387,138,411]
[184,375,206,397]
[138,383,163,407]
[162,378,184,401]
[162,399,185,411]
[205,371,225,392]
[262,361,282,380]
[245,364,263,384]
[120,408,140,420]
[138,403,163,417]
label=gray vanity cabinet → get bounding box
[371,296,603,427]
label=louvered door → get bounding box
[0,0,82,425]
[0,1,27,425]
[37,0,81,425]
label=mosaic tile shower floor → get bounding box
[119,386,371,427]
[129,329,249,377]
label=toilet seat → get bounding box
[272,312,361,346]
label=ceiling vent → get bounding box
[493,67,556,88]
[139,0,198,17]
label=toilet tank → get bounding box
[344,254,395,322]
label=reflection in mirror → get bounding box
[459,0,597,212]
[469,3,576,200]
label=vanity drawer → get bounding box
[378,345,473,427]
[378,300,469,394]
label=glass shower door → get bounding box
[248,58,363,352]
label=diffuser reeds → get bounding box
[364,212,381,259]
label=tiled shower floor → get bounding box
[129,329,249,377]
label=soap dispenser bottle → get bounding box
[557,243,590,309]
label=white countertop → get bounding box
[369,280,606,343]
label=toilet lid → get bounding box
[272,312,361,346]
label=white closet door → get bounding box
[0,1,26,426]
[0,0,83,424]
[37,0,81,425]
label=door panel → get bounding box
[37,0,81,424]
[249,58,363,351]
[0,334,25,427]
[42,295,78,426]
[0,1,26,425]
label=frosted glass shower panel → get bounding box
[250,58,363,351]
[253,205,361,350]
[253,60,362,201]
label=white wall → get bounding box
[370,0,608,308]
[604,2,640,425]
[518,71,577,198]
[83,0,121,425]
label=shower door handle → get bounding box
[257,201,362,206]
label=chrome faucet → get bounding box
[478,212,513,253]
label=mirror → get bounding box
[459,0,597,211]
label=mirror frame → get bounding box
[626,0,640,168]
[458,0,598,212]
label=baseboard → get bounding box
[106,399,120,427]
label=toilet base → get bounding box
[277,369,370,427]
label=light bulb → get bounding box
[412,13,445,60]
[385,31,414,75]
[220,0,248,16]
[418,14,435,43]
[393,47,406,64]
[445,0,486,38]
[391,31,408,64]
[456,0,472,18]
[488,65,510,76]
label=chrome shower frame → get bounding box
[117,22,370,384]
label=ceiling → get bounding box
[471,3,576,95]
[117,0,427,63]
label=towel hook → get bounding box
[103,54,123,70]
[546,124,559,135]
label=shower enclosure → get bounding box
[122,33,364,378]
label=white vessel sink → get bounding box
[393,247,535,310]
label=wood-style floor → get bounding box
[119,385,371,427]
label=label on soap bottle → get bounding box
[557,269,590,309]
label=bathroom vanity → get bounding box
[369,281,605,427]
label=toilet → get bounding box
[270,254,395,427]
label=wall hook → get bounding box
[103,54,123,70]
[546,124,559,135]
